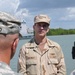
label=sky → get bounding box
[0,0,75,35]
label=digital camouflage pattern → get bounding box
[0,62,22,75]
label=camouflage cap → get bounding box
[34,14,51,25]
[0,12,21,36]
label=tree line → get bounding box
[47,28,75,36]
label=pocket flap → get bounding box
[48,58,58,64]
[26,59,37,65]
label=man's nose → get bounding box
[40,25,44,29]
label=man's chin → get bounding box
[39,34,45,37]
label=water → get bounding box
[10,35,75,75]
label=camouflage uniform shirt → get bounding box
[0,61,21,75]
[18,38,66,75]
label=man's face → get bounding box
[33,22,49,37]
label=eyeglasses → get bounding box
[36,23,49,28]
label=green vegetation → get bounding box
[47,28,75,36]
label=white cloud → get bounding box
[0,0,19,14]
[15,8,29,21]
[67,7,75,14]
[60,7,75,21]
[11,0,20,13]
[0,0,75,30]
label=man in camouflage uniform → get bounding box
[18,14,66,75]
[0,12,22,75]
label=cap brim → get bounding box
[34,20,50,24]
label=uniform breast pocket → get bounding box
[26,59,37,75]
[47,58,58,74]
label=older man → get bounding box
[0,12,22,75]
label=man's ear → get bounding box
[10,38,19,59]
[13,38,19,50]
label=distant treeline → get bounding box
[47,28,75,36]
